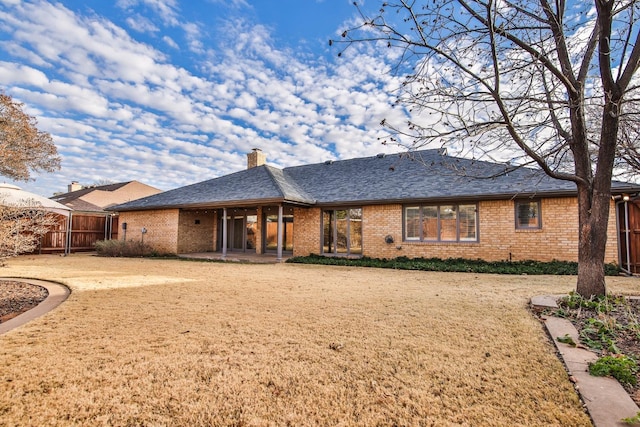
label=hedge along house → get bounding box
[110,148,640,271]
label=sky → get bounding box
[0,0,409,197]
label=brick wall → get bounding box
[293,197,620,263]
[118,209,180,254]
[292,207,321,256]
[177,210,216,253]
[255,208,264,254]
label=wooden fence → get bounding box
[37,213,119,254]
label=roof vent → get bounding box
[324,160,333,165]
[376,153,386,158]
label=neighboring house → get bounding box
[52,181,163,211]
[43,181,162,253]
[0,183,71,216]
[110,149,640,272]
[0,183,72,254]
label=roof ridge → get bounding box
[262,165,286,199]
[282,148,445,171]
[264,165,316,203]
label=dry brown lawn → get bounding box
[1,254,639,426]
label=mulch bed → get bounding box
[0,280,48,324]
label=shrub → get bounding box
[286,254,621,276]
[589,354,638,386]
[95,239,153,257]
[0,202,60,266]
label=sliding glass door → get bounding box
[322,208,362,256]
[264,209,294,252]
[219,210,257,252]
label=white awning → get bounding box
[0,183,72,217]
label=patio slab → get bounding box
[179,252,289,263]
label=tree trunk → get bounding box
[575,184,610,297]
[575,103,619,298]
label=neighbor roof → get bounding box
[51,180,162,212]
[0,183,71,216]
[51,182,132,212]
[111,149,640,211]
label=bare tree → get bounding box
[333,0,640,297]
[0,93,60,181]
[0,200,60,265]
[617,106,640,178]
[0,94,62,264]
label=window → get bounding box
[322,208,363,256]
[515,200,541,229]
[404,204,478,242]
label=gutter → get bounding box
[107,197,316,212]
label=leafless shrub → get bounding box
[0,199,59,265]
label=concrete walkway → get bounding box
[179,252,290,263]
[531,295,640,427]
[0,278,70,335]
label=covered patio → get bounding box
[112,149,315,259]
[216,204,295,261]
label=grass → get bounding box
[2,254,638,425]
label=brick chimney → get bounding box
[247,148,266,169]
[68,181,82,192]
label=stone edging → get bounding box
[531,295,639,427]
[0,277,70,335]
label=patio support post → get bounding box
[104,214,109,241]
[276,205,283,261]
[65,212,73,256]
[222,208,228,258]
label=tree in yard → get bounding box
[0,93,61,264]
[0,200,60,265]
[617,111,640,179]
[333,0,640,297]
[0,93,60,181]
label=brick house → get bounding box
[110,149,640,271]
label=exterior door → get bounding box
[322,208,362,256]
[232,216,244,250]
[264,210,294,252]
[218,210,257,252]
[620,200,640,274]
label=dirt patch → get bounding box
[0,280,48,323]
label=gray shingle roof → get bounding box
[113,165,315,211]
[111,149,640,211]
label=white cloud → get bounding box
[126,15,159,33]
[116,0,179,26]
[162,35,179,49]
[0,62,49,86]
[0,0,407,197]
